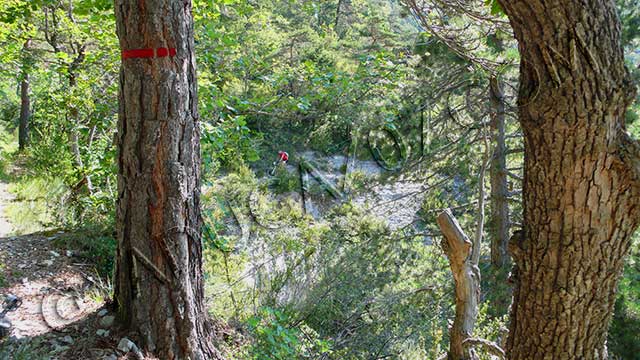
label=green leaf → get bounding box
[485,0,504,16]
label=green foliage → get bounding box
[270,165,300,194]
[194,0,414,171]
[0,0,119,230]
[202,115,263,177]
[344,169,369,191]
[0,262,6,288]
[0,339,49,360]
[609,232,640,359]
[245,307,332,359]
[485,0,504,16]
[51,224,116,278]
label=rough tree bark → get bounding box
[488,77,510,268]
[18,40,31,151]
[496,1,640,358]
[114,1,222,359]
[437,210,481,360]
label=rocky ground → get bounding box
[298,151,428,231]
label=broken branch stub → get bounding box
[437,209,481,360]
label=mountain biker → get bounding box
[277,150,289,165]
[270,150,289,175]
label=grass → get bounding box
[0,339,50,360]
[5,177,66,234]
[0,262,6,288]
[0,128,18,182]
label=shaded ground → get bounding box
[0,180,127,359]
[0,234,130,359]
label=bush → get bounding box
[609,232,640,359]
[51,224,116,278]
[270,165,300,194]
[245,307,332,359]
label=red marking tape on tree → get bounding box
[122,47,176,59]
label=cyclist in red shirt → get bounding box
[270,151,289,175]
[278,151,289,164]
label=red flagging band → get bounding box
[122,47,176,59]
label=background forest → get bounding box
[0,0,638,359]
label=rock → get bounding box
[42,259,54,267]
[53,344,70,353]
[117,337,143,358]
[117,337,134,352]
[96,329,110,337]
[97,309,108,317]
[99,315,115,328]
[0,316,12,339]
[50,251,60,257]
[103,355,118,360]
[66,250,74,257]
[62,335,74,344]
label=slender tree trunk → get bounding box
[488,77,509,268]
[496,1,640,358]
[114,1,222,359]
[18,39,31,151]
[334,0,344,29]
[18,74,30,151]
[67,48,94,194]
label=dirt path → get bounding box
[0,181,125,359]
[0,181,14,237]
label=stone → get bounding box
[0,317,11,339]
[97,309,108,317]
[50,251,60,257]
[117,337,134,352]
[96,329,110,337]
[103,355,118,360]
[62,335,73,344]
[99,315,115,328]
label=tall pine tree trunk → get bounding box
[497,1,640,358]
[113,1,222,358]
[488,77,509,268]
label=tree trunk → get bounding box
[18,40,31,151]
[113,1,222,359]
[19,73,30,151]
[496,1,640,358]
[488,77,509,268]
[437,210,481,360]
[67,47,94,194]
